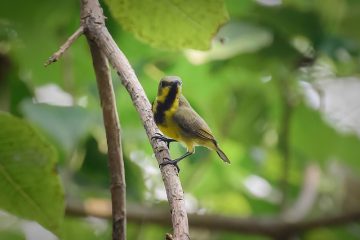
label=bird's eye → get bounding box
[159,81,163,87]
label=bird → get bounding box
[152,76,230,171]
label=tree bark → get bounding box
[80,0,189,239]
[87,39,126,239]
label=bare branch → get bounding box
[44,26,84,66]
[79,0,189,239]
[278,77,295,209]
[87,39,126,239]
[66,199,360,238]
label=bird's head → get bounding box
[157,76,182,100]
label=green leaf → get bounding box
[0,112,64,235]
[105,0,229,50]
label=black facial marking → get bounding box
[161,81,173,87]
[154,84,178,124]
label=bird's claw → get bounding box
[151,132,163,138]
[151,133,166,141]
[159,158,180,173]
[151,133,174,149]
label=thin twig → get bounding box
[278,77,294,209]
[66,199,360,238]
[80,0,189,239]
[44,26,84,67]
[87,40,126,239]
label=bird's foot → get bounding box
[151,133,175,149]
[159,158,180,173]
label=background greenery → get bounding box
[0,0,360,239]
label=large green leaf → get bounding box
[0,113,64,235]
[105,0,229,50]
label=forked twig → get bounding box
[44,26,84,67]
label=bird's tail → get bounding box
[216,146,230,164]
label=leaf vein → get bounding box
[0,161,51,223]
[164,0,204,30]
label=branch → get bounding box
[79,0,189,239]
[87,39,126,239]
[278,77,294,209]
[66,199,360,238]
[44,26,84,66]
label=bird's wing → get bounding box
[173,107,215,142]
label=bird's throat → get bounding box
[154,85,179,124]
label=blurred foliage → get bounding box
[0,0,360,239]
[0,231,25,240]
[62,216,110,240]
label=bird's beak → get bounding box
[174,79,182,86]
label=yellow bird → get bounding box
[152,76,230,171]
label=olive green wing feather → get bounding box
[173,107,215,141]
[173,106,231,164]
